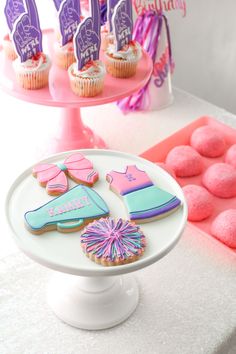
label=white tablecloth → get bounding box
[0,88,236,353]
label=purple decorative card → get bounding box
[52,0,63,11]
[74,0,101,70]
[58,0,81,46]
[12,0,43,62]
[4,0,25,32]
[107,0,118,32]
[112,0,133,51]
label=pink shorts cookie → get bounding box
[211,209,236,248]
[225,144,236,168]
[202,163,236,198]
[165,145,203,177]
[190,125,226,157]
[183,184,214,221]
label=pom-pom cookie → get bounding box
[81,218,146,266]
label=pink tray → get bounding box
[141,116,236,252]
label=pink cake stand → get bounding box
[0,29,153,152]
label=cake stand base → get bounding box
[51,107,107,153]
[47,273,139,330]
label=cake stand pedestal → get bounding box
[55,107,106,151]
[47,273,138,330]
[6,150,187,330]
[0,29,153,153]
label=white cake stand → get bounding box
[6,149,187,330]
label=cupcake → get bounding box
[69,2,105,97]
[2,34,17,61]
[13,52,51,90]
[101,24,114,51]
[54,40,76,70]
[105,40,142,78]
[12,5,51,90]
[68,60,105,97]
[52,0,81,69]
[105,0,141,78]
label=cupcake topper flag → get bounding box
[11,0,43,62]
[107,0,118,32]
[4,0,25,32]
[74,0,101,70]
[58,0,81,46]
[112,0,133,51]
[52,0,63,11]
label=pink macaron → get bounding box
[211,209,236,248]
[165,145,203,177]
[225,144,236,169]
[202,163,236,198]
[183,184,214,221]
[190,125,226,158]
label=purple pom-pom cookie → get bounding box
[81,217,146,266]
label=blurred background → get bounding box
[0,0,236,114]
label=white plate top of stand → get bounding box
[6,150,187,276]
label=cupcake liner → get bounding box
[69,75,105,97]
[105,54,139,78]
[13,60,51,90]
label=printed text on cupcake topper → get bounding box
[58,0,81,45]
[12,0,43,62]
[113,0,133,51]
[74,0,101,70]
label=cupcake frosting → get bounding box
[13,53,51,73]
[106,40,142,61]
[69,60,106,79]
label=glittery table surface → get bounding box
[0,226,236,354]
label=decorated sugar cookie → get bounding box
[81,217,146,266]
[24,185,109,234]
[106,165,181,222]
[33,152,99,196]
[53,0,81,69]
[4,0,25,60]
[11,0,51,89]
[105,0,142,78]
